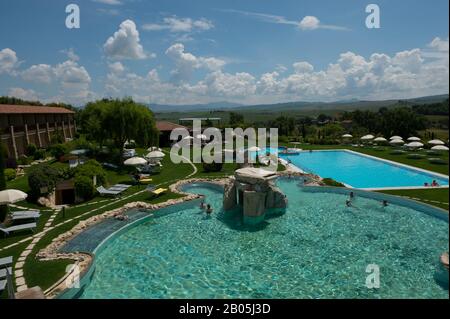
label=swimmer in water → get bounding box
[206,204,213,215]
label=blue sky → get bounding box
[0,0,448,106]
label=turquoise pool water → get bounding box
[267,149,448,188]
[80,180,448,299]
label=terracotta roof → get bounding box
[156,121,187,132]
[0,105,75,114]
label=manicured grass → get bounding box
[379,188,449,211]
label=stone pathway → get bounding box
[14,208,60,292]
[7,151,198,293]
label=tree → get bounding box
[79,98,159,149]
[27,164,61,200]
[229,112,244,127]
[0,141,7,222]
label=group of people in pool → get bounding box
[200,201,213,215]
[424,180,441,187]
[345,191,389,208]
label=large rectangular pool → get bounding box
[281,150,449,189]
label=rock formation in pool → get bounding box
[223,167,288,225]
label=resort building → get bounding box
[0,105,76,159]
[155,121,189,147]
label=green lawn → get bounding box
[379,188,449,211]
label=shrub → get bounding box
[322,178,345,187]
[28,164,61,199]
[17,155,32,165]
[50,133,64,145]
[406,154,425,159]
[73,159,106,185]
[49,144,68,161]
[33,149,46,160]
[390,150,406,155]
[4,168,16,181]
[26,143,37,157]
[202,162,223,173]
[74,175,95,200]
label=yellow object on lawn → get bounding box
[151,188,167,196]
[139,178,153,184]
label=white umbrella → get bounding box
[342,134,353,138]
[124,157,147,166]
[428,139,445,146]
[146,150,165,158]
[406,142,424,148]
[431,145,449,151]
[389,139,405,145]
[407,137,421,142]
[390,136,402,140]
[70,149,88,156]
[361,134,374,140]
[0,189,28,205]
[247,146,261,152]
[196,134,208,140]
[374,137,387,142]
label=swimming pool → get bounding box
[272,149,448,189]
[79,180,448,299]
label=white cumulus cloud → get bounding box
[143,16,214,33]
[104,20,149,60]
[0,48,19,74]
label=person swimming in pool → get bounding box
[432,180,440,187]
[349,192,355,200]
[206,204,213,215]
[346,200,352,207]
[200,201,206,209]
[382,200,389,207]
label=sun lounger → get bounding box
[12,213,40,222]
[96,186,123,197]
[11,211,40,221]
[0,256,13,295]
[11,210,40,216]
[113,184,132,189]
[150,188,167,197]
[0,267,12,279]
[0,223,37,236]
[0,256,13,268]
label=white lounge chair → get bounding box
[0,267,12,279]
[0,256,13,295]
[0,223,36,236]
[96,186,123,197]
[11,211,40,222]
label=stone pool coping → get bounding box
[40,177,230,298]
[285,149,449,190]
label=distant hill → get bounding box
[148,101,243,112]
[149,94,449,114]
